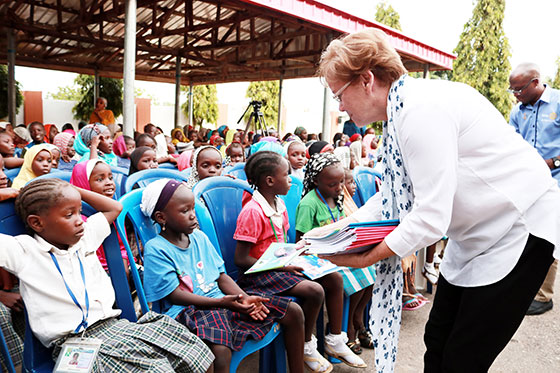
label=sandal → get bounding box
[357,328,374,349]
[304,335,333,373]
[403,296,427,311]
[346,339,362,354]
[304,355,333,373]
[422,264,439,285]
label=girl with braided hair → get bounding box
[234,151,365,372]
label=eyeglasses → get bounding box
[507,78,536,95]
[333,79,354,102]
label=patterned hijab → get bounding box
[185,145,222,189]
[53,132,74,158]
[302,152,344,212]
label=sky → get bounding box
[13,0,560,113]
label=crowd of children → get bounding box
[0,118,440,371]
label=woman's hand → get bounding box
[319,240,396,268]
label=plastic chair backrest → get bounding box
[278,175,303,243]
[353,167,381,206]
[5,168,20,182]
[224,162,247,181]
[124,168,190,193]
[33,171,72,183]
[158,162,177,169]
[192,176,253,279]
[109,166,128,199]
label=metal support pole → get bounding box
[7,29,16,125]
[321,85,330,142]
[188,82,193,127]
[94,68,100,105]
[277,77,283,134]
[174,56,182,128]
[122,0,137,137]
[423,64,430,79]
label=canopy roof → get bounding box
[0,0,455,85]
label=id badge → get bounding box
[53,337,102,373]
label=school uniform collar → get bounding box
[253,190,286,218]
[34,234,81,256]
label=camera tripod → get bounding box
[238,100,268,140]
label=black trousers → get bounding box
[424,234,554,373]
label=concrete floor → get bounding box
[239,272,560,372]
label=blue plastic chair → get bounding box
[352,167,381,206]
[33,171,72,183]
[115,188,286,373]
[109,166,128,199]
[0,199,137,372]
[158,162,177,169]
[224,162,247,181]
[278,175,303,243]
[0,326,16,373]
[4,168,20,182]
[124,168,190,193]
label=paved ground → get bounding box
[240,272,560,372]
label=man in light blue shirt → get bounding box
[509,62,560,316]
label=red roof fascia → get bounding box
[239,0,455,70]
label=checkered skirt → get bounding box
[237,270,305,296]
[0,302,24,369]
[52,312,213,373]
[177,294,291,351]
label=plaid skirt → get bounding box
[176,294,291,351]
[53,312,213,373]
[237,270,306,296]
[0,302,24,369]
[338,265,377,296]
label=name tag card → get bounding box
[53,338,102,373]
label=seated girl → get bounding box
[45,144,61,169]
[77,124,118,166]
[128,146,159,176]
[53,132,77,171]
[295,153,374,366]
[284,139,306,179]
[142,179,304,373]
[0,132,24,169]
[0,178,213,371]
[112,134,133,170]
[224,142,245,167]
[12,144,52,190]
[234,151,366,372]
[185,145,224,189]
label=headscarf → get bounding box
[217,125,228,138]
[53,133,74,159]
[249,141,286,157]
[70,159,105,190]
[113,135,127,157]
[209,135,222,147]
[12,144,52,190]
[171,128,186,145]
[63,128,76,136]
[349,140,362,166]
[301,152,344,212]
[349,133,361,142]
[44,124,58,143]
[13,127,31,143]
[73,129,90,156]
[306,141,334,159]
[224,129,235,145]
[79,123,109,147]
[177,148,194,171]
[294,126,306,136]
[77,123,117,166]
[185,145,222,189]
[140,178,183,219]
[362,133,377,162]
[129,146,157,176]
[283,138,305,156]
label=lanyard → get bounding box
[50,252,90,334]
[315,189,340,223]
[269,217,287,243]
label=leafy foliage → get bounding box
[0,65,24,119]
[451,0,513,118]
[245,81,279,130]
[47,85,81,101]
[375,1,402,31]
[72,75,123,121]
[181,84,218,128]
[551,57,560,90]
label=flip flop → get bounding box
[403,297,427,311]
[414,292,429,302]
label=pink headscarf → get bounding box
[53,132,74,158]
[362,134,377,162]
[69,159,104,190]
[177,149,194,171]
[113,135,127,157]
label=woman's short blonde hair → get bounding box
[318,28,407,85]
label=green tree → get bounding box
[451,0,513,118]
[72,74,123,121]
[551,57,560,89]
[375,1,402,30]
[0,65,24,119]
[245,81,279,130]
[47,85,81,101]
[181,84,218,128]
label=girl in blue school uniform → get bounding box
[141,179,305,373]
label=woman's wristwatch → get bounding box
[553,157,560,169]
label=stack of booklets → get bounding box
[303,219,399,256]
[245,243,339,280]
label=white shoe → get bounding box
[422,262,439,285]
[304,335,333,373]
[324,332,367,368]
[433,254,442,268]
